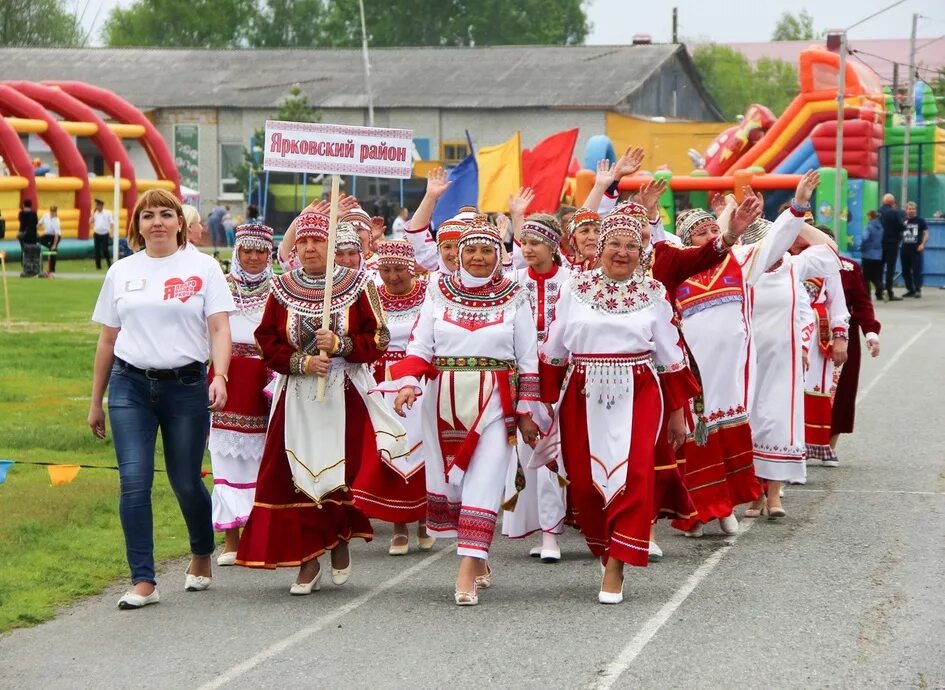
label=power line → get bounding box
[844,0,908,32]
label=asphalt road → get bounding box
[3,292,943,690]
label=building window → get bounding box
[440,141,469,165]
[220,143,243,195]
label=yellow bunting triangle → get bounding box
[48,465,81,486]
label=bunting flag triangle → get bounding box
[48,464,81,486]
[0,459,13,485]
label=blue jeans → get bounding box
[107,361,214,585]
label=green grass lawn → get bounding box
[0,270,216,632]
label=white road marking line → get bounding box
[590,520,756,690]
[591,321,933,688]
[195,546,452,690]
[856,322,932,405]
[787,488,945,496]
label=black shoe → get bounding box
[915,290,922,298]
[903,291,916,298]
[888,295,903,301]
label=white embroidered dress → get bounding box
[749,245,842,482]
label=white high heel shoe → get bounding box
[290,568,322,596]
[331,553,352,586]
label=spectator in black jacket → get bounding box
[878,193,906,301]
[17,199,39,265]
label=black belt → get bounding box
[115,357,205,381]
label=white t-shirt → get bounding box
[93,210,114,236]
[92,247,235,369]
[39,214,61,236]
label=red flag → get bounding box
[522,129,579,213]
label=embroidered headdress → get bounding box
[675,209,717,246]
[568,207,600,235]
[596,207,644,256]
[376,239,415,270]
[521,214,562,248]
[234,223,274,253]
[295,211,330,242]
[341,207,372,233]
[436,218,466,245]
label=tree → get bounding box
[250,0,590,47]
[246,0,328,47]
[771,9,820,41]
[102,0,257,47]
[693,44,798,120]
[229,85,321,195]
[0,0,86,46]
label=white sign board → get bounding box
[263,120,414,179]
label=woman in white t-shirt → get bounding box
[88,189,235,611]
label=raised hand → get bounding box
[495,213,511,240]
[795,170,820,207]
[709,192,727,217]
[425,166,452,199]
[639,178,668,218]
[613,145,645,179]
[595,159,617,188]
[338,194,360,214]
[728,191,763,238]
[508,187,535,218]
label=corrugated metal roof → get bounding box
[0,44,686,110]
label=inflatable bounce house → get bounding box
[571,46,944,256]
[0,81,181,243]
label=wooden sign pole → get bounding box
[0,252,10,326]
[315,174,341,402]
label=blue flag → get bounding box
[432,153,479,230]
[0,460,13,486]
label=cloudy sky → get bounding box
[78,0,944,45]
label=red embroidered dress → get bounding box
[235,267,395,569]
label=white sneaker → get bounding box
[648,542,663,562]
[821,458,839,468]
[684,524,704,538]
[529,545,543,558]
[718,514,739,535]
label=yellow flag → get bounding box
[48,465,81,486]
[476,132,521,213]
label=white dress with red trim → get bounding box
[537,270,699,566]
[502,264,568,539]
[208,276,271,532]
[802,273,850,461]
[673,208,805,528]
[749,245,841,482]
[380,273,542,559]
[352,279,429,523]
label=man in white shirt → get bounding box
[391,207,409,239]
[91,198,115,269]
[38,205,61,275]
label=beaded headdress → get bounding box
[675,209,717,246]
[742,217,771,245]
[458,221,503,251]
[295,211,330,242]
[341,208,372,232]
[435,218,466,245]
[234,223,273,252]
[521,218,562,248]
[596,210,643,256]
[568,207,601,235]
[376,239,415,270]
[335,222,362,252]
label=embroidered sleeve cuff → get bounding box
[713,235,728,254]
[517,372,541,402]
[371,375,423,396]
[832,327,849,340]
[865,332,879,343]
[289,352,308,375]
[406,223,430,235]
[335,336,354,358]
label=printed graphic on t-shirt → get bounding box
[903,222,919,244]
[163,276,204,302]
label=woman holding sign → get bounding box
[235,209,404,595]
[383,221,545,607]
